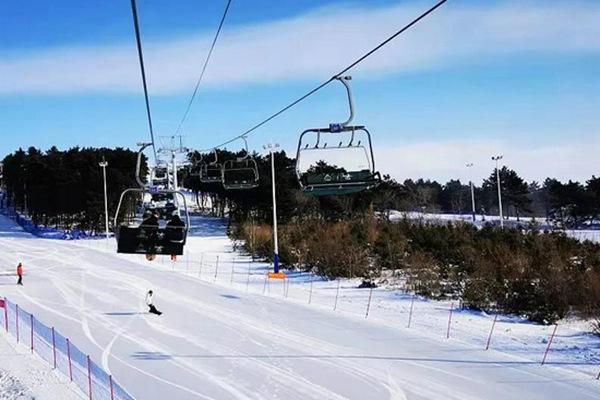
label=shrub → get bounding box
[233,216,600,325]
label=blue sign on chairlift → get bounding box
[329,123,343,133]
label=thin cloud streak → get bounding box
[1,1,599,94]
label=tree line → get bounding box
[1,146,145,232]
[185,150,600,228]
[1,146,597,231]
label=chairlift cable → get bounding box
[130,0,158,162]
[199,0,448,152]
[174,0,233,137]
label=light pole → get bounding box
[263,143,280,273]
[491,155,504,228]
[99,157,110,245]
[466,163,476,222]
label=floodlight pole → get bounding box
[491,155,504,228]
[264,143,280,273]
[466,163,476,221]
[99,157,110,246]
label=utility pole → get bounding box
[99,157,110,246]
[264,143,280,273]
[491,155,504,228]
[466,163,476,221]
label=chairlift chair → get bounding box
[114,143,190,257]
[199,150,223,184]
[222,158,259,190]
[222,136,259,190]
[295,76,381,196]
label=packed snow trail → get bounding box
[0,215,598,400]
[0,330,85,399]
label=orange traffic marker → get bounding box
[268,272,286,280]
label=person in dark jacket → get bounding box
[16,262,23,285]
[141,211,160,257]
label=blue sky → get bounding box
[1,0,599,183]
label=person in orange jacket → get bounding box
[16,262,23,285]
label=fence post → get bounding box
[282,277,286,298]
[407,295,415,328]
[16,304,19,342]
[596,370,600,380]
[262,273,268,294]
[186,252,190,272]
[30,314,34,353]
[52,327,57,368]
[67,338,73,381]
[230,258,235,285]
[541,324,558,365]
[308,273,314,304]
[214,255,220,283]
[109,375,115,400]
[285,277,290,299]
[246,262,251,291]
[3,297,7,332]
[485,315,498,351]
[333,278,341,311]
[199,253,204,278]
[87,355,93,400]
[446,302,454,339]
[365,288,374,318]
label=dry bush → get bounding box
[239,222,272,259]
[304,221,370,279]
[233,217,600,326]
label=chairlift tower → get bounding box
[157,135,190,215]
[157,135,189,191]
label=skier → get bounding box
[16,262,23,285]
[145,290,162,315]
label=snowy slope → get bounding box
[0,215,598,399]
[0,331,85,399]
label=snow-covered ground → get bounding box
[390,211,600,243]
[0,330,85,399]
[0,214,599,399]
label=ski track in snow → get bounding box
[0,215,599,400]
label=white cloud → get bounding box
[1,1,599,94]
[376,138,600,184]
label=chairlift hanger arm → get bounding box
[135,142,153,188]
[332,76,354,129]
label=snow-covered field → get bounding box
[0,330,85,399]
[0,214,599,399]
[390,211,600,243]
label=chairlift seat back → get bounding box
[116,225,186,255]
[200,163,223,183]
[222,159,259,190]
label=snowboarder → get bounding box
[145,290,162,315]
[16,262,23,285]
